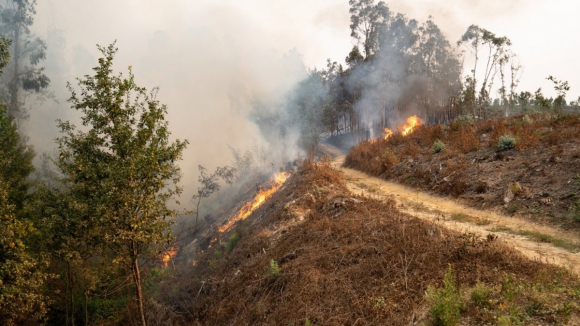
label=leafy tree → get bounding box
[0,182,47,326]
[349,0,391,60]
[0,0,50,124]
[0,105,34,214]
[517,91,532,112]
[547,75,570,114]
[56,43,188,326]
[458,25,511,119]
[533,88,551,112]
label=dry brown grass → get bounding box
[159,160,580,325]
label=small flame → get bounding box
[162,246,178,267]
[384,128,394,140]
[401,115,422,136]
[219,171,290,233]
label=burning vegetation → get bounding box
[384,114,423,139]
[160,160,580,325]
[218,171,291,233]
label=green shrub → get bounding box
[433,140,445,153]
[224,232,241,253]
[426,265,462,326]
[498,135,516,151]
[470,282,491,307]
[269,259,280,278]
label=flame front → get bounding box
[401,115,422,136]
[219,171,291,233]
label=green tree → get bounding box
[458,25,511,119]
[0,101,34,215]
[57,43,188,326]
[349,0,391,60]
[0,182,47,326]
[547,75,570,114]
[0,0,50,124]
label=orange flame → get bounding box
[162,246,178,267]
[401,115,422,136]
[383,115,422,139]
[219,171,291,233]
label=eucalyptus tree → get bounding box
[349,0,391,60]
[0,0,50,125]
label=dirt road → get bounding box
[320,143,580,275]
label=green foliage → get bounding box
[269,259,280,278]
[497,135,516,151]
[305,317,312,326]
[433,140,445,153]
[470,283,491,307]
[224,232,241,253]
[56,42,188,325]
[0,107,34,215]
[426,264,462,326]
[0,183,47,325]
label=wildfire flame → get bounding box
[219,171,291,233]
[383,128,393,140]
[384,114,422,139]
[401,115,422,136]
[162,246,178,267]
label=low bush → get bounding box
[426,265,462,326]
[497,135,516,151]
[433,140,445,153]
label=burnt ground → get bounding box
[154,160,580,326]
[344,113,580,231]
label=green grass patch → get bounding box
[487,227,580,253]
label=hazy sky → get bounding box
[30,0,580,204]
[35,0,580,98]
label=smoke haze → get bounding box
[20,0,580,206]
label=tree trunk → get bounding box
[9,23,20,118]
[132,250,147,326]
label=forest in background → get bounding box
[1,0,579,325]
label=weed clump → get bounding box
[470,283,491,308]
[268,259,280,278]
[497,135,516,151]
[426,264,462,326]
[433,140,445,153]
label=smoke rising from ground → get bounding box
[28,1,352,205]
[17,0,580,206]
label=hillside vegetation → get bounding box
[159,161,580,325]
[345,113,580,230]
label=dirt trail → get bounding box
[320,143,580,275]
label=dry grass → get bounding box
[156,160,580,325]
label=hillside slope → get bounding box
[344,114,580,232]
[162,161,580,325]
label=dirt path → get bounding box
[320,143,580,275]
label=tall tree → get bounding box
[0,37,46,323]
[57,43,188,326]
[349,0,391,60]
[0,0,50,125]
